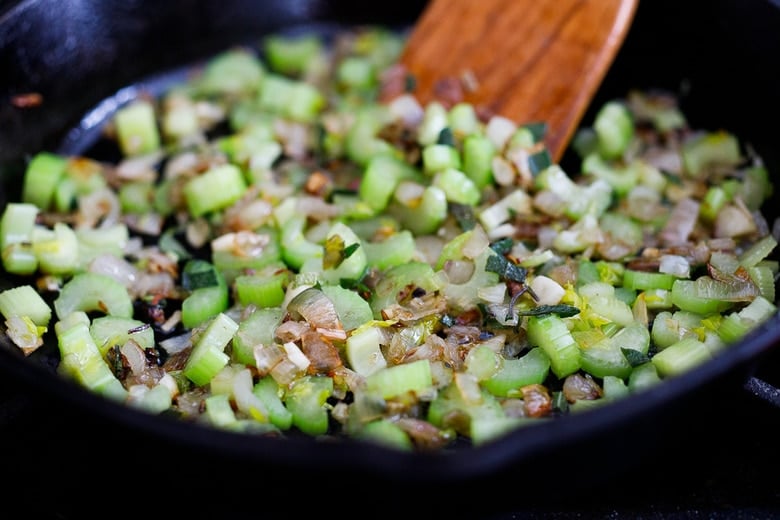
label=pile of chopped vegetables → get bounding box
[0,26,777,452]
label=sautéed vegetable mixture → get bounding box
[0,27,777,451]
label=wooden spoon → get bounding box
[397,0,639,162]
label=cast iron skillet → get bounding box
[2,0,780,500]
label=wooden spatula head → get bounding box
[398,0,639,162]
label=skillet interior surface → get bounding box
[1,0,780,504]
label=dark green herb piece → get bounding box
[486,254,527,283]
[528,148,552,175]
[450,202,476,231]
[490,238,514,255]
[517,304,580,318]
[621,348,651,367]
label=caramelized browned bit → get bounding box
[396,417,451,450]
[10,92,43,108]
[563,373,603,403]
[301,329,343,374]
[304,170,333,197]
[521,383,553,418]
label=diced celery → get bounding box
[253,376,293,430]
[183,164,247,217]
[482,347,550,397]
[114,99,161,157]
[365,359,432,399]
[652,337,712,377]
[232,306,285,366]
[183,313,238,386]
[22,152,67,210]
[526,314,581,378]
[346,325,387,376]
[54,272,133,320]
[89,315,154,357]
[356,419,414,451]
[0,284,51,327]
[285,375,334,436]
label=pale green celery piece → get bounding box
[369,261,441,318]
[253,376,293,430]
[739,166,773,211]
[183,313,238,386]
[566,179,612,221]
[652,337,712,377]
[448,102,480,138]
[114,99,161,157]
[232,307,285,366]
[280,215,323,271]
[461,134,495,189]
[337,56,376,90]
[264,34,322,76]
[0,285,52,327]
[422,144,462,174]
[118,181,155,214]
[321,284,373,332]
[21,152,67,210]
[670,279,735,315]
[89,315,155,357]
[161,91,199,141]
[390,185,448,236]
[747,265,775,302]
[443,248,500,313]
[681,131,741,178]
[602,375,629,400]
[652,310,699,350]
[593,100,634,160]
[432,168,480,206]
[197,48,264,96]
[320,221,367,284]
[234,270,289,309]
[66,158,108,195]
[55,313,128,401]
[417,101,449,146]
[285,375,334,436]
[435,228,476,271]
[482,347,550,397]
[359,154,420,212]
[363,229,416,270]
[356,419,413,451]
[133,384,173,414]
[582,152,638,196]
[285,82,326,123]
[478,189,532,233]
[628,361,661,393]
[32,222,79,276]
[738,234,778,269]
[553,214,602,254]
[345,105,397,167]
[717,296,777,344]
[54,272,134,320]
[346,325,387,377]
[579,321,649,379]
[0,202,39,275]
[205,393,238,428]
[599,212,643,258]
[181,280,229,329]
[212,231,281,285]
[183,164,247,218]
[76,223,130,267]
[366,359,432,399]
[641,288,673,310]
[623,269,676,292]
[700,185,730,222]
[526,314,581,379]
[465,346,502,381]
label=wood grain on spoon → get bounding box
[398,0,639,162]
